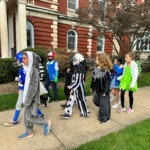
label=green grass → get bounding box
[138,72,150,87]
[0,72,149,112]
[0,73,92,112]
[74,118,150,150]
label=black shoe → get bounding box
[100,119,110,125]
[60,114,70,119]
[61,104,67,108]
[44,101,47,107]
[40,114,45,119]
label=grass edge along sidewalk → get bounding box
[0,72,149,112]
[74,118,150,150]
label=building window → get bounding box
[136,33,150,51]
[68,0,78,10]
[98,0,106,21]
[27,21,34,48]
[97,36,105,52]
[67,30,78,52]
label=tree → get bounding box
[77,0,150,59]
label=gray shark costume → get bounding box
[23,51,47,133]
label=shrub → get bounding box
[22,48,47,63]
[0,58,18,84]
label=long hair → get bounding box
[96,54,113,71]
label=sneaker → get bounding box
[60,113,70,119]
[61,104,67,108]
[53,99,58,102]
[40,114,45,118]
[117,107,126,113]
[47,97,51,103]
[44,101,47,107]
[101,120,110,125]
[112,103,119,109]
[127,108,134,114]
[43,120,51,135]
[18,132,33,139]
[5,121,19,127]
[110,94,116,101]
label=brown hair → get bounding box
[96,54,113,71]
[126,52,135,60]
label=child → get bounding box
[61,54,74,108]
[110,57,123,109]
[60,53,90,119]
[39,61,48,107]
[18,51,51,139]
[5,52,44,126]
[118,52,138,113]
[45,51,59,102]
[91,54,113,124]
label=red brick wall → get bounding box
[27,16,53,49]
[58,23,101,57]
[58,0,67,15]
[34,0,51,9]
[79,0,89,8]
[76,26,89,57]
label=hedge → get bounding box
[0,58,19,84]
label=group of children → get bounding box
[4,50,139,138]
[91,52,138,124]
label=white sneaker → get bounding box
[119,98,121,104]
[47,97,51,103]
[112,103,119,109]
[110,94,116,101]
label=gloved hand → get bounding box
[54,78,58,83]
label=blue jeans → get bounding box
[44,78,58,100]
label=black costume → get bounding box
[91,67,111,123]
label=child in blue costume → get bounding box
[110,57,123,109]
[45,51,59,102]
[5,52,44,126]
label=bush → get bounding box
[22,48,47,64]
[0,58,18,84]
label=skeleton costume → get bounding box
[91,67,111,123]
[61,53,90,118]
[21,52,50,136]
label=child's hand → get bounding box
[120,65,124,68]
[67,86,71,90]
[102,93,106,97]
[70,90,73,95]
[54,78,58,83]
[15,77,19,81]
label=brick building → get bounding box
[0,0,113,58]
[0,0,149,59]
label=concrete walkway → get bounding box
[0,87,150,150]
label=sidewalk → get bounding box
[0,87,150,150]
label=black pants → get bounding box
[99,93,110,122]
[121,90,134,109]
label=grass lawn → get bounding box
[74,118,150,150]
[0,72,92,112]
[0,71,149,112]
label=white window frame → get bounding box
[27,21,34,48]
[67,0,78,11]
[135,33,150,52]
[67,30,78,52]
[97,36,105,52]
